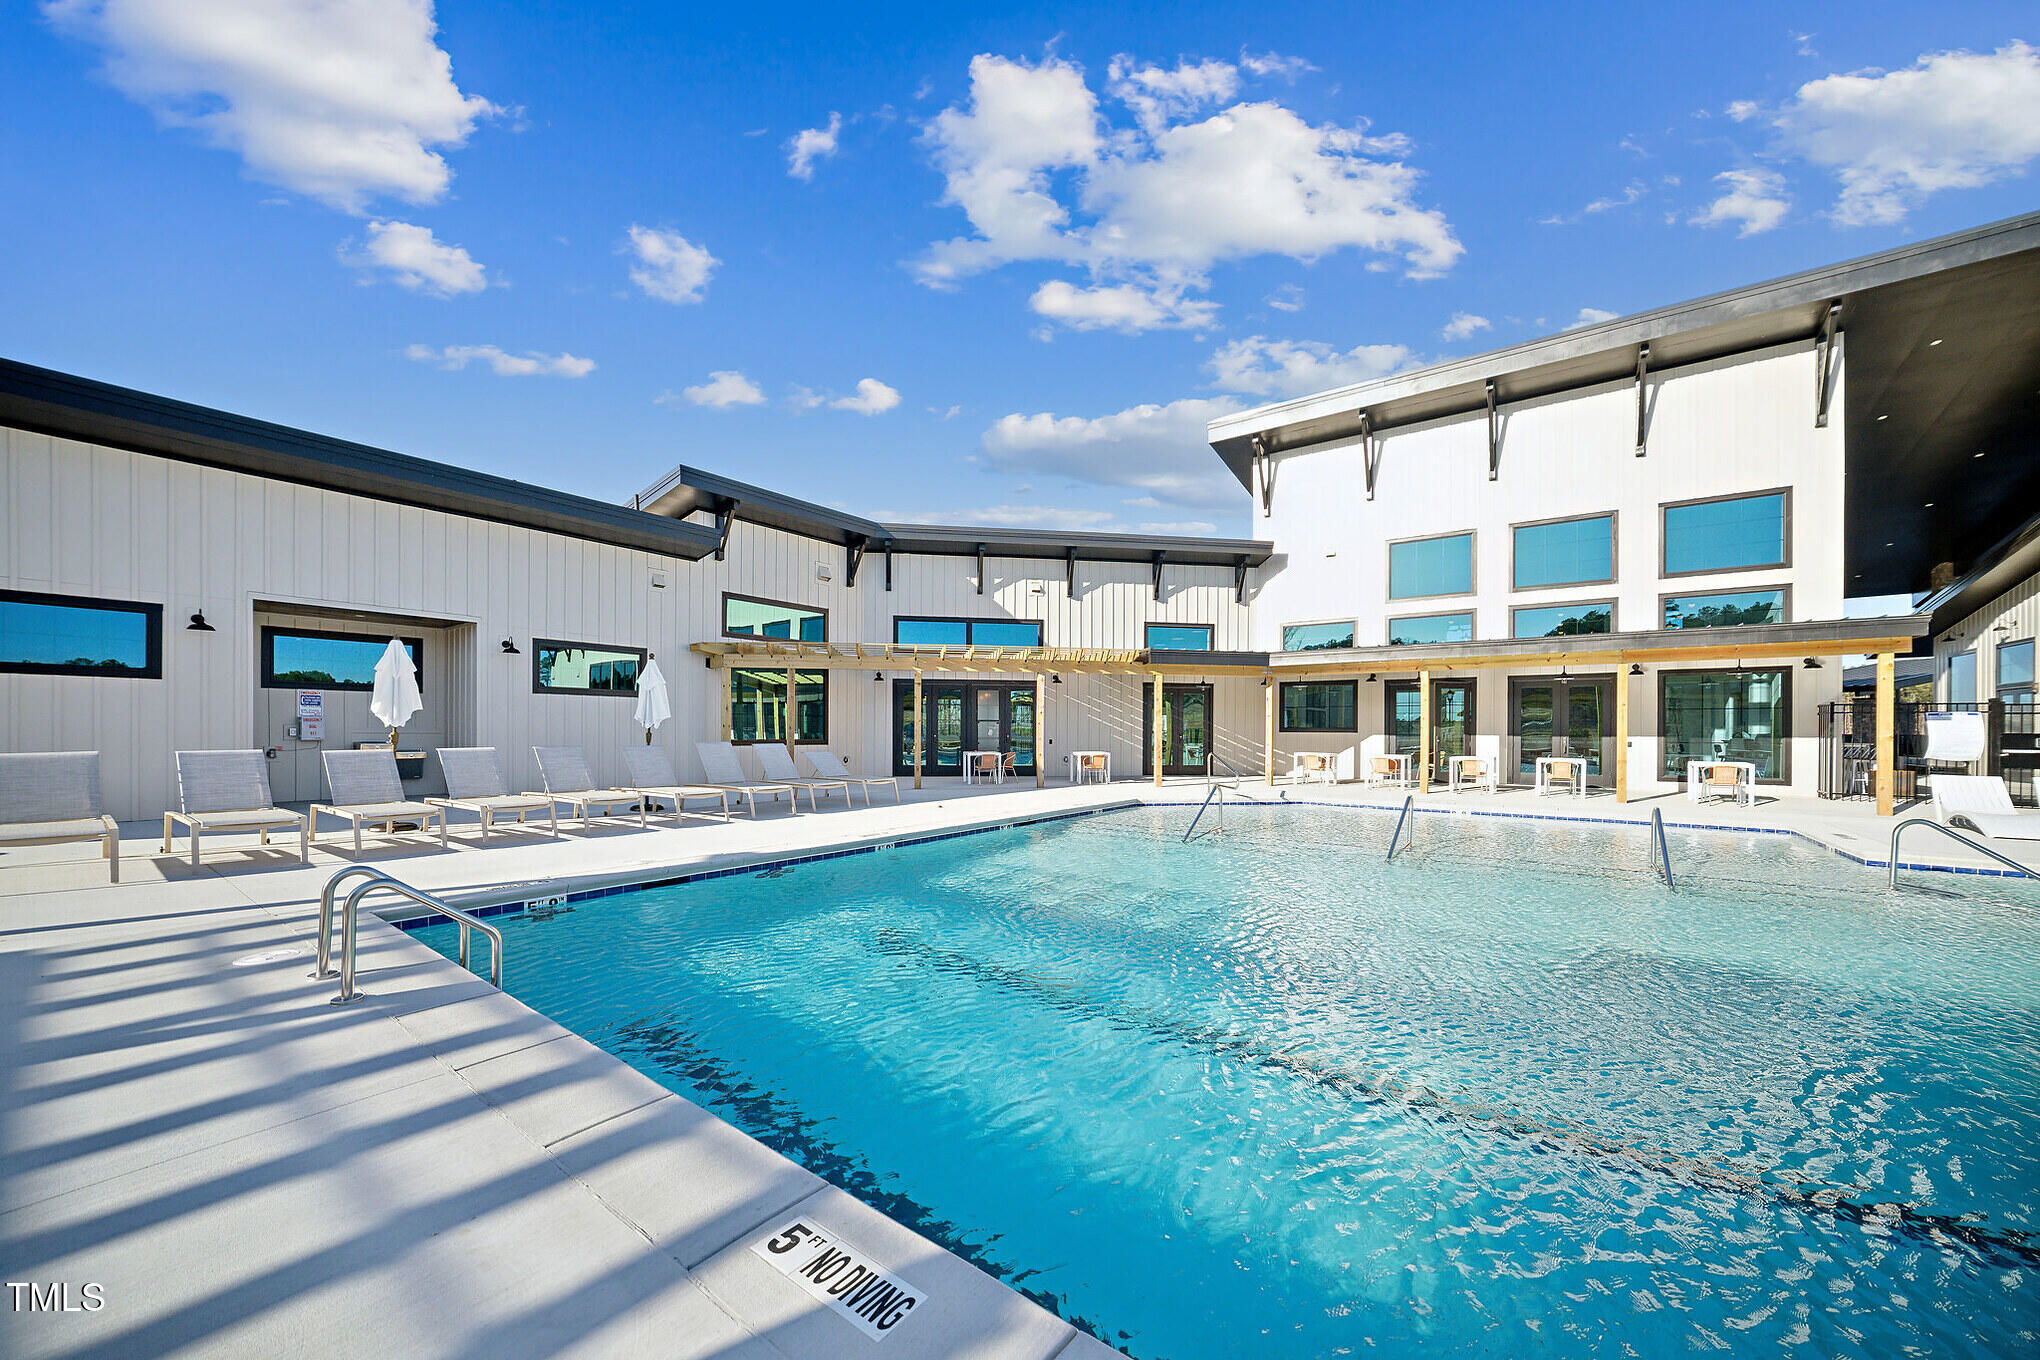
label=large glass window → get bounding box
[1282,620,1356,652]
[1146,623,1214,651]
[263,627,420,691]
[893,617,1043,646]
[1512,603,1612,638]
[532,640,643,695]
[1387,612,1474,646]
[1389,532,1474,599]
[2000,640,2034,703]
[724,593,826,641]
[1513,515,1613,589]
[1661,589,1787,630]
[1280,681,1357,732]
[1947,650,1977,704]
[2,590,162,678]
[1660,669,1790,781]
[731,668,828,744]
[1662,491,1788,575]
[971,620,1044,647]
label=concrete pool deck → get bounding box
[3,779,2032,1359]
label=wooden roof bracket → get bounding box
[711,496,739,560]
[845,534,867,588]
[1815,300,1841,428]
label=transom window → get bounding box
[1661,589,1787,630]
[1388,531,1473,599]
[731,668,828,744]
[724,593,826,641]
[1387,612,1474,646]
[893,617,1043,646]
[1280,681,1358,733]
[1662,490,1788,576]
[1282,621,1356,652]
[1145,623,1214,651]
[1513,514,1613,589]
[2,590,162,678]
[533,640,643,695]
[262,627,420,691]
[1512,603,1613,638]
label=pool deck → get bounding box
[3,779,2032,1359]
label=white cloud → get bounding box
[1207,335,1416,398]
[46,0,497,213]
[787,111,842,180]
[981,396,1247,509]
[788,384,825,410]
[1691,168,1791,235]
[831,378,900,415]
[1767,42,2040,225]
[1265,283,1305,312]
[1238,50,1316,80]
[883,504,1121,532]
[1726,99,1763,122]
[1541,180,1646,225]
[1440,311,1490,342]
[625,225,717,303]
[403,344,593,377]
[663,370,765,408]
[1133,519,1219,535]
[1029,279,1217,332]
[339,219,485,295]
[1565,307,1620,330]
[915,53,1459,328]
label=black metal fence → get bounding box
[1817,698,2038,805]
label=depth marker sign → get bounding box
[750,1217,923,1341]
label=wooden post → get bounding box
[784,665,798,766]
[1615,664,1631,804]
[1151,674,1166,787]
[718,661,733,741]
[1875,651,1895,817]
[1034,673,1045,788]
[912,669,923,791]
[1262,675,1276,786]
[1418,668,1432,794]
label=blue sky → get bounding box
[4,3,2037,541]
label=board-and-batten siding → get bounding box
[1,425,1255,819]
[1936,570,2040,698]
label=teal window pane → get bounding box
[1282,621,1355,651]
[1280,681,1357,732]
[1147,624,1213,651]
[895,618,969,645]
[1512,604,1612,638]
[1663,493,1786,574]
[1661,590,1786,630]
[1387,612,1474,645]
[266,631,421,690]
[535,642,640,694]
[1660,670,1789,779]
[725,595,827,641]
[1389,533,1473,598]
[971,620,1044,646]
[1513,515,1612,588]
[3,595,155,674]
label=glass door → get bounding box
[1384,679,1476,780]
[1510,677,1611,785]
[1144,684,1214,775]
[1006,686,1037,772]
[895,682,1040,775]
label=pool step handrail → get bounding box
[314,866,504,1005]
[1650,807,1676,890]
[1886,818,2034,889]
[1386,794,1415,861]
[1183,781,1225,841]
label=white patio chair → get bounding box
[426,747,559,841]
[694,741,811,814]
[1694,761,1754,808]
[530,747,648,830]
[0,751,121,881]
[1933,775,2040,840]
[312,748,448,851]
[803,750,901,804]
[752,742,853,806]
[622,746,732,822]
[164,750,308,867]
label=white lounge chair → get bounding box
[751,741,853,805]
[530,747,648,829]
[621,746,732,822]
[0,752,121,881]
[312,748,448,852]
[694,741,811,814]
[426,747,559,841]
[164,750,308,867]
[803,749,901,804]
[1934,775,2040,841]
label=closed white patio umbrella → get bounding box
[633,657,671,744]
[370,639,423,747]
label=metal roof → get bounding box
[0,358,722,561]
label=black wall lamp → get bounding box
[500,638,520,654]
[873,671,884,682]
[1802,657,1823,669]
[1628,663,1644,676]
[186,610,214,632]
[1051,673,1063,684]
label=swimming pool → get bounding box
[414,805,2040,1357]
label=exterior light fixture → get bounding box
[1629,663,1644,676]
[1876,414,1889,421]
[1928,338,1943,346]
[1051,674,1062,685]
[1259,676,1270,688]
[873,671,884,681]
[1803,657,1823,669]
[1365,673,1377,683]
[187,611,214,632]
[500,638,520,654]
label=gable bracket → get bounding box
[711,496,739,561]
[845,534,867,588]
[1633,344,1651,457]
[1360,411,1380,500]
[1815,300,1841,428]
[1151,551,1166,603]
[976,543,986,595]
[1485,380,1500,481]
[1251,433,1274,516]
[1233,556,1250,605]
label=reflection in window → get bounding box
[2,591,160,677]
[1514,515,1612,588]
[724,594,826,641]
[1662,589,1785,630]
[1512,604,1612,638]
[1146,623,1214,651]
[731,668,827,743]
[1387,612,1474,646]
[1663,492,1786,574]
[2000,640,2034,704]
[1947,650,1976,704]
[893,617,1042,646]
[1389,532,1473,598]
[1661,670,1789,780]
[264,629,419,690]
[1282,621,1355,652]
[534,641,643,694]
[971,620,1044,646]
[1280,681,1357,732]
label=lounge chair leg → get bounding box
[190,828,200,869]
[106,830,119,883]
[260,828,269,846]
[355,822,362,853]
[299,822,308,863]
[162,813,173,854]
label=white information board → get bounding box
[296,690,324,741]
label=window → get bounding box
[1388,531,1474,599]
[262,627,419,691]
[1662,490,1789,576]
[1511,603,1613,638]
[2,590,162,678]
[724,593,826,641]
[1146,623,1213,651]
[893,617,1043,646]
[1947,650,1976,704]
[1282,620,1356,652]
[1661,588,1788,631]
[532,640,644,695]
[1660,669,1790,781]
[2000,640,2034,704]
[1513,514,1613,589]
[1387,612,1474,646]
[731,668,828,744]
[1280,681,1357,733]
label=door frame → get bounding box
[1383,677,1478,782]
[1507,673,1615,786]
[1141,682,1216,777]
[891,680,1039,777]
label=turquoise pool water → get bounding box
[415,806,2040,1357]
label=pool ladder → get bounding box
[1385,795,1416,860]
[1886,818,2034,890]
[1182,756,1246,842]
[314,866,505,1006]
[1650,807,1676,890]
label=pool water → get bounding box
[415,806,2040,1358]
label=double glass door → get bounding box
[1511,676,1612,785]
[1385,679,1476,781]
[894,682,1037,776]
[1143,684,1213,776]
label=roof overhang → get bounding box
[692,639,1153,674]
[0,359,721,561]
[1923,508,2040,640]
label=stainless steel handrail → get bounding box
[1650,807,1676,890]
[1887,818,2035,889]
[1386,794,1415,861]
[313,865,387,980]
[316,867,505,1005]
[1207,753,1244,787]
[1183,782,1224,842]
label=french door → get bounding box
[1510,676,1612,786]
[1384,679,1476,782]
[894,682,1038,776]
[1142,683,1214,776]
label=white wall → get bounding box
[1936,569,2039,699]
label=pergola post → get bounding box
[1151,674,1165,788]
[1263,676,1276,786]
[1034,673,1045,788]
[1875,651,1895,817]
[1418,668,1432,794]
[718,660,732,741]
[912,669,923,791]
[1615,664,1631,804]
[784,665,798,766]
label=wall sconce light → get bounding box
[1365,673,1377,683]
[1051,673,1063,684]
[500,638,520,654]
[1259,676,1270,688]
[1628,663,1644,676]
[1802,657,1823,669]
[186,611,215,632]
[873,671,884,682]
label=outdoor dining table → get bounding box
[1069,750,1111,784]
[1534,756,1589,797]
[1686,759,1758,805]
